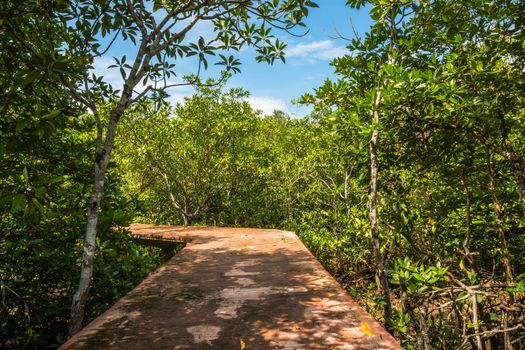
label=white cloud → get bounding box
[166,85,196,105]
[247,96,288,115]
[186,19,216,42]
[286,40,346,63]
[91,56,124,88]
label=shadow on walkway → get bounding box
[60,225,400,350]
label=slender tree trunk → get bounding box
[471,292,483,350]
[370,87,392,320]
[509,156,525,218]
[69,91,131,335]
[169,189,189,226]
[485,149,513,281]
[498,114,525,217]
[182,213,189,226]
[161,173,190,226]
[461,167,477,273]
[502,311,513,350]
[400,277,425,349]
[366,8,399,321]
[68,162,105,335]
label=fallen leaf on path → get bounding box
[360,322,373,337]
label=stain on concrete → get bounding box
[216,286,275,319]
[186,325,221,345]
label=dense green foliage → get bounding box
[0,111,162,348]
[117,84,317,228]
[301,0,525,348]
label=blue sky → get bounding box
[227,2,372,116]
[93,2,372,117]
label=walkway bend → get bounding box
[61,224,401,349]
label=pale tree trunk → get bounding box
[485,149,513,282]
[69,91,131,335]
[68,166,104,336]
[370,87,392,320]
[367,8,402,322]
[366,8,399,321]
[161,173,190,226]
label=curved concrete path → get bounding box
[61,224,401,349]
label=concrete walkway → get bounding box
[60,224,401,349]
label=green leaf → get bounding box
[16,119,31,134]
[153,0,162,11]
[476,294,483,304]
[12,194,27,213]
[31,198,45,215]
[42,110,61,119]
[22,70,42,86]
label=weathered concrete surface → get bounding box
[60,224,401,349]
